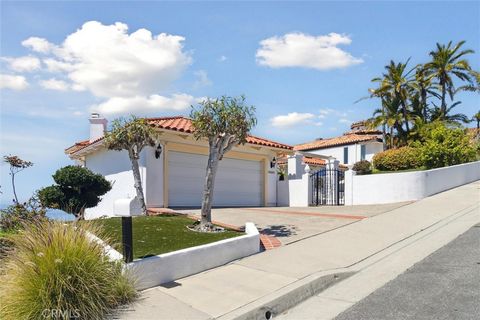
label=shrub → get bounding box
[413,122,477,169]
[373,147,423,171]
[0,220,136,320]
[38,166,112,220]
[352,160,372,175]
[0,195,47,233]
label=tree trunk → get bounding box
[421,88,428,122]
[129,150,147,214]
[401,100,410,141]
[440,80,446,119]
[381,103,387,151]
[10,172,18,204]
[200,146,220,229]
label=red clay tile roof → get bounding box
[146,117,292,149]
[66,116,292,155]
[294,133,381,151]
[277,156,325,166]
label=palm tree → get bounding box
[410,65,438,122]
[370,60,415,142]
[424,41,475,120]
[472,111,480,130]
[369,95,405,148]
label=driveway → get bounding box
[177,202,411,244]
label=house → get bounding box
[65,114,293,219]
[294,121,384,166]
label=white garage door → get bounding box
[168,151,263,207]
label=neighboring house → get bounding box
[66,114,293,219]
[294,121,383,166]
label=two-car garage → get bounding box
[167,151,264,208]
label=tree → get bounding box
[3,155,33,204]
[191,96,257,231]
[472,111,480,130]
[424,41,475,120]
[38,166,112,220]
[104,116,160,214]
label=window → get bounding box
[343,147,349,164]
[360,145,366,160]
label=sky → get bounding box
[1,1,479,204]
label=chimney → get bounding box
[89,113,108,142]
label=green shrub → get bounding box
[352,160,372,175]
[0,195,47,233]
[413,122,477,169]
[38,166,112,220]
[0,220,136,320]
[373,147,423,171]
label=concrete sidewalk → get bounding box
[116,181,480,320]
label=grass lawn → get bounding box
[93,215,242,259]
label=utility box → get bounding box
[113,198,143,217]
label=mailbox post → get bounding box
[113,198,142,263]
[121,217,133,263]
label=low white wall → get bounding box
[126,222,260,290]
[346,161,480,205]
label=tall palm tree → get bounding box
[410,65,438,122]
[424,41,475,120]
[371,60,415,141]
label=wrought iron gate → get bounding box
[310,168,345,206]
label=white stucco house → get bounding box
[66,114,293,219]
[293,122,384,166]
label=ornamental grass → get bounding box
[0,220,136,320]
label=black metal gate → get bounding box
[310,168,345,206]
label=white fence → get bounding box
[345,161,480,205]
[125,222,260,290]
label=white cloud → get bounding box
[43,58,75,73]
[271,112,315,128]
[40,78,69,91]
[92,93,199,116]
[256,32,363,70]
[0,74,29,90]
[55,21,192,98]
[2,56,41,72]
[22,37,55,53]
[19,21,196,115]
[193,70,212,89]
[339,118,351,124]
[219,55,227,62]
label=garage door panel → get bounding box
[168,151,263,207]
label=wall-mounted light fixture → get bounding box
[155,144,163,159]
[270,157,276,168]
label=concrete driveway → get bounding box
[177,202,411,244]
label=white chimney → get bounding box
[89,113,108,142]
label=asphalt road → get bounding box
[335,224,480,320]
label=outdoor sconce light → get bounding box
[155,144,163,159]
[270,157,276,168]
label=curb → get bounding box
[217,270,354,320]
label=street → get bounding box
[335,224,480,320]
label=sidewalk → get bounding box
[117,181,480,320]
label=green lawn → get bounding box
[93,215,242,259]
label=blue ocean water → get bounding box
[0,204,74,221]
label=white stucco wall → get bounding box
[277,180,289,207]
[267,169,277,206]
[84,149,147,219]
[345,161,480,205]
[126,222,260,290]
[309,141,382,165]
[145,145,164,208]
